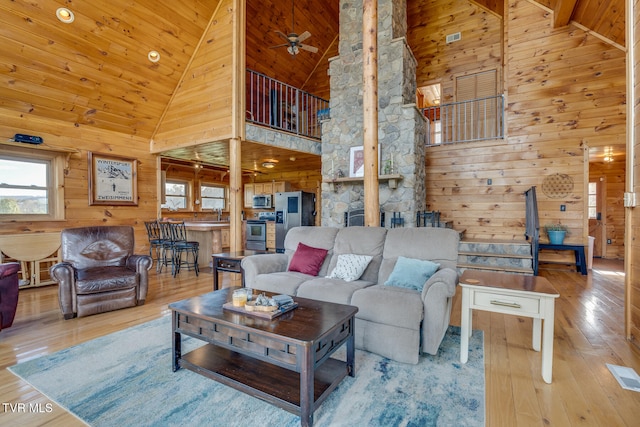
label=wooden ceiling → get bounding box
[0,0,626,172]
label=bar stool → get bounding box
[168,221,199,277]
[157,221,176,274]
[144,220,164,267]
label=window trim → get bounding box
[163,179,190,211]
[200,182,227,211]
[0,146,65,221]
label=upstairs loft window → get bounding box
[163,180,188,211]
[0,148,65,221]
[200,184,226,210]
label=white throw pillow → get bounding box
[327,254,373,282]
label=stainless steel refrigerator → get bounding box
[275,191,316,252]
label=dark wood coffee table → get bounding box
[169,288,358,427]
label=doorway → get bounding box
[588,145,626,260]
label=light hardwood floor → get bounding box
[1,260,639,426]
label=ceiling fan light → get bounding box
[287,45,299,55]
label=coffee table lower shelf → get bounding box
[179,344,349,416]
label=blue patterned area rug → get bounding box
[9,316,484,426]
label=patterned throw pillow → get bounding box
[327,254,373,282]
[384,256,440,291]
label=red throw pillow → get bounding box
[288,242,328,276]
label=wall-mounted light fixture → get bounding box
[56,8,75,24]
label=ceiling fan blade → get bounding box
[269,43,290,49]
[275,30,290,42]
[299,43,318,53]
[297,31,311,43]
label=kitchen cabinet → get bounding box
[254,182,273,195]
[244,184,255,208]
[244,181,290,208]
[266,222,276,250]
[273,181,290,193]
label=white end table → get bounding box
[459,270,560,383]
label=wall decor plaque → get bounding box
[541,173,574,199]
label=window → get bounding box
[201,184,226,210]
[456,70,499,141]
[0,147,65,221]
[163,180,188,210]
[588,182,598,219]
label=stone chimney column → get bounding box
[321,0,426,227]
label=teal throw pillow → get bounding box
[384,256,440,291]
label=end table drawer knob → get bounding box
[490,300,521,309]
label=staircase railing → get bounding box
[246,69,329,140]
[423,94,505,145]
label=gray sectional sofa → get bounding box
[241,226,460,364]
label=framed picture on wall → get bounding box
[88,152,138,206]
[349,145,382,177]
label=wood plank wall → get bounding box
[411,0,626,244]
[0,108,158,254]
[589,158,625,259]
[300,40,339,100]
[630,0,640,347]
[151,0,235,152]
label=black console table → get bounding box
[538,243,587,275]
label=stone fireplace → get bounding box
[321,0,426,227]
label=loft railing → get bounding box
[246,69,330,140]
[423,94,505,145]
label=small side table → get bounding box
[212,251,269,290]
[459,270,560,383]
[538,243,587,275]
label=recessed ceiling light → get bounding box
[148,50,160,63]
[56,8,75,24]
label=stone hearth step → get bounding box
[457,239,534,275]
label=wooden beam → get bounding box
[553,0,578,28]
[362,0,380,227]
[229,0,245,252]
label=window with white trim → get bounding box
[163,180,188,210]
[0,147,65,221]
[200,183,226,210]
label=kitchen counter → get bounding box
[184,222,230,268]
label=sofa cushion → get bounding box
[252,271,313,295]
[297,277,374,305]
[384,256,440,291]
[288,242,328,276]
[284,227,340,277]
[379,228,459,285]
[351,285,424,330]
[327,254,373,282]
[76,267,137,294]
[327,227,387,283]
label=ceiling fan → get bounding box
[269,1,318,56]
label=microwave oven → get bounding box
[252,194,272,209]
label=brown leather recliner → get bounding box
[0,262,20,331]
[50,226,153,319]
